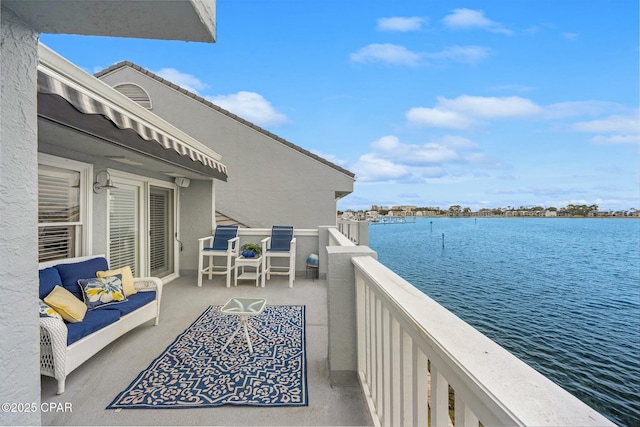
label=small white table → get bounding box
[220,297,267,354]
[234,255,264,287]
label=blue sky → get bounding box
[41,1,639,212]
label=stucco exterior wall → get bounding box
[179,179,215,275]
[98,68,354,229]
[0,8,42,426]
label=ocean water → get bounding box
[369,217,640,427]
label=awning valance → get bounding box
[37,70,228,181]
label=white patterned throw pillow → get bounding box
[78,274,127,310]
[39,299,62,320]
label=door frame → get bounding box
[107,169,180,283]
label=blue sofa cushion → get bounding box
[56,257,109,300]
[39,267,63,300]
[100,291,156,317]
[66,308,120,345]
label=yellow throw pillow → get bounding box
[44,286,87,323]
[97,266,137,296]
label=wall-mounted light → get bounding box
[93,170,118,193]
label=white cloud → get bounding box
[377,17,427,32]
[572,112,640,146]
[437,95,542,118]
[310,150,349,166]
[352,153,410,182]
[370,136,399,151]
[207,91,288,126]
[491,83,536,93]
[154,68,210,94]
[425,46,491,64]
[442,8,513,35]
[370,136,460,164]
[351,135,492,183]
[405,95,637,154]
[371,135,401,150]
[350,44,491,67]
[350,43,420,66]
[443,8,493,28]
[572,114,640,134]
[411,144,460,163]
[407,95,542,129]
[562,32,579,40]
[465,153,489,163]
[544,101,626,119]
[439,135,478,148]
[406,107,478,129]
[591,135,640,145]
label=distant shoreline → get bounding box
[420,215,640,219]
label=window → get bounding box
[38,156,91,262]
[149,186,175,277]
[113,83,152,109]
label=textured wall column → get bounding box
[317,226,332,279]
[326,246,377,386]
[178,179,214,275]
[357,220,369,246]
[0,7,42,426]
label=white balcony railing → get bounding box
[350,255,614,427]
[337,218,369,245]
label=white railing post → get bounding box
[413,345,428,427]
[382,306,391,427]
[455,393,479,427]
[356,272,366,375]
[365,285,372,391]
[401,331,413,427]
[390,317,401,427]
[430,364,449,427]
[375,296,383,419]
[368,286,375,397]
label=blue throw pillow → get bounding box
[56,257,109,300]
[39,267,62,300]
[78,274,127,310]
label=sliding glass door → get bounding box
[149,186,174,277]
[109,182,142,276]
[108,174,177,280]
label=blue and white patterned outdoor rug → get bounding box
[107,305,307,409]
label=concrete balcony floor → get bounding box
[40,275,373,426]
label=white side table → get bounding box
[220,297,267,354]
[234,255,264,287]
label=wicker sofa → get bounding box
[38,255,162,394]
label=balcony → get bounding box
[40,273,372,426]
[40,226,613,426]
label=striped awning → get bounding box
[37,70,228,180]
